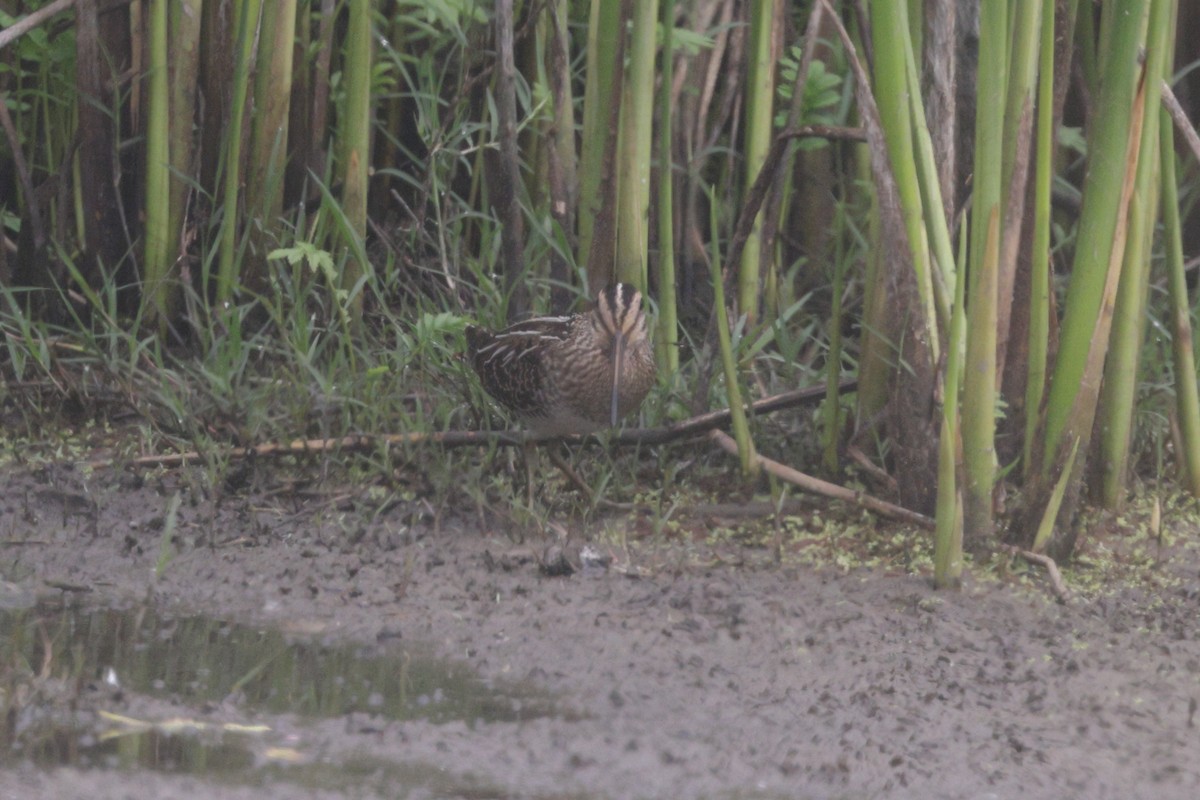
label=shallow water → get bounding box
[0,600,560,792]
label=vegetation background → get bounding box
[1,0,1200,587]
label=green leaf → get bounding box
[659,23,714,56]
[1056,125,1087,156]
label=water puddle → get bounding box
[0,600,562,795]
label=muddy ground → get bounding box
[0,459,1198,799]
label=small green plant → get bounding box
[776,55,845,146]
[154,492,182,579]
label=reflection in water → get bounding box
[0,600,560,792]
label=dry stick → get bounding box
[0,0,76,52]
[708,429,935,530]
[493,0,527,318]
[0,91,44,250]
[92,381,853,470]
[611,379,854,445]
[1003,545,1070,604]
[844,444,899,495]
[720,125,866,296]
[1162,82,1200,167]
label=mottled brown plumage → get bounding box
[465,284,656,435]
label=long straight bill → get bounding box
[611,333,627,427]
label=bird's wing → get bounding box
[465,319,571,415]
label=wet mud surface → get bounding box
[1,463,1198,798]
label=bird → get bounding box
[464,283,656,437]
[464,283,656,506]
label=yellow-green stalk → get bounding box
[142,0,170,330]
[872,0,942,356]
[1031,436,1079,552]
[961,0,1007,547]
[854,105,889,430]
[709,188,757,477]
[217,0,263,304]
[614,0,658,290]
[1095,0,1171,506]
[577,0,624,285]
[823,202,847,473]
[993,0,1044,381]
[1023,0,1056,479]
[1039,6,1148,557]
[655,0,679,374]
[162,0,202,328]
[736,0,777,324]
[1041,0,1149,472]
[934,207,971,589]
[1000,0,1043,200]
[247,0,297,275]
[338,0,372,317]
[1157,2,1200,495]
[1075,1,1099,98]
[900,9,954,332]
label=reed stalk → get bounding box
[993,0,1043,383]
[1023,0,1057,479]
[709,188,757,477]
[1161,47,1200,496]
[737,0,777,324]
[1039,0,1149,556]
[934,209,971,588]
[656,0,679,374]
[216,0,262,305]
[900,10,954,334]
[338,0,372,317]
[167,8,201,211]
[578,0,624,286]
[822,202,846,473]
[247,0,297,266]
[961,0,1007,547]
[1095,0,1171,506]
[142,0,169,329]
[871,0,941,356]
[614,0,658,290]
[1040,0,1148,471]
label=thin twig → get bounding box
[1162,81,1200,168]
[708,429,935,530]
[0,90,44,249]
[719,124,865,297]
[844,444,899,495]
[545,448,632,511]
[1004,545,1070,604]
[0,0,76,52]
[612,379,854,445]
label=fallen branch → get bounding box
[844,444,898,495]
[612,380,853,445]
[0,0,77,53]
[89,381,854,470]
[1004,545,1070,604]
[1162,82,1200,168]
[707,429,935,530]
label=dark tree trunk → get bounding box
[75,0,133,305]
